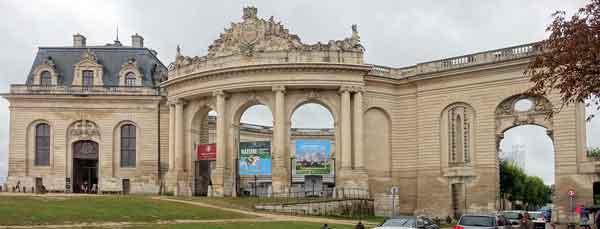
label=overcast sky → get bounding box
[0,0,596,185]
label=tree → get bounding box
[499,160,551,210]
[526,0,600,119]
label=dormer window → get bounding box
[40,71,52,86]
[118,58,143,87]
[82,70,94,87]
[125,72,136,87]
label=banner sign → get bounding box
[294,139,332,175]
[197,143,216,161]
[239,141,271,175]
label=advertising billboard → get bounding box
[294,139,331,175]
[238,141,271,175]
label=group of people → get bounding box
[79,181,97,194]
[576,205,600,229]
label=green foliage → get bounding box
[500,160,552,209]
[587,147,600,158]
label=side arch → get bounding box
[363,107,392,178]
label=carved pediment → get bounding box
[69,120,101,141]
[76,49,101,66]
[204,7,363,58]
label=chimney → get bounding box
[131,33,144,48]
[73,33,86,47]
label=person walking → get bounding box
[521,212,531,229]
[581,206,591,229]
[594,209,600,229]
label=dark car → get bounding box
[456,213,512,229]
[375,216,440,229]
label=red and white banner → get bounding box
[197,143,216,161]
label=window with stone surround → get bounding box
[82,70,94,87]
[40,71,52,86]
[120,124,136,167]
[444,103,474,165]
[35,123,50,166]
[125,72,136,87]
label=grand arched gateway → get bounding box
[2,6,595,223]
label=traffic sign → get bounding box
[567,189,576,197]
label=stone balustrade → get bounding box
[368,42,541,78]
[8,84,161,96]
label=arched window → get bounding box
[125,72,136,87]
[447,104,473,164]
[120,124,136,167]
[35,123,50,166]
[40,71,52,86]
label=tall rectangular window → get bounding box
[82,70,94,87]
[120,124,136,167]
[35,123,50,166]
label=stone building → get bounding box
[2,7,598,223]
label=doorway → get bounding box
[72,140,98,193]
[194,160,211,196]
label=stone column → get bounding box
[339,85,352,169]
[168,102,175,171]
[353,86,365,169]
[174,99,186,173]
[212,90,227,196]
[352,86,369,190]
[272,85,287,194]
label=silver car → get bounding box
[456,213,511,229]
[375,216,440,229]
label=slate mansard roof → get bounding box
[25,45,167,87]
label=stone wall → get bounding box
[5,95,163,194]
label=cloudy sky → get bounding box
[0,0,596,184]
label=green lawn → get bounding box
[0,196,249,226]
[125,221,355,229]
[177,197,385,224]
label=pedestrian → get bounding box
[520,212,531,229]
[355,221,365,229]
[581,206,590,229]
[595,209,600,229]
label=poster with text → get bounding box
[238,141,271,175]
[294,139,331,175]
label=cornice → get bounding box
[161,63,372,88]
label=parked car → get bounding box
[500,210,523,228]
[375,216,440,229]
[455,213,511,229]
[528,211,546,229]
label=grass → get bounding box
[176,196,386,224]
[124,221,355,229]
[0,195,249,226]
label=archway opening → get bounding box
[237,104,273,196]
[191,108,217,196]
[586,96,600,205]
[498,125,554,211]
[72,140,98,194]
[290,103,335,195]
